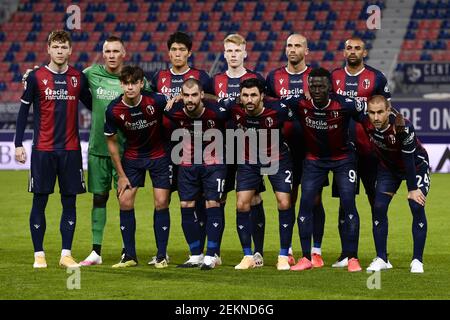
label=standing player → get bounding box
[286,68,365,272]
[230,78,296,271]
[104,66,171,268]
[79,36,128,266]
[363,96,429,273]
[150,31,213,265]
[213,33,266,267]
[266,33,326,267]
[165,79,227,270]
[14,30,92,268]
[330,37,393,268]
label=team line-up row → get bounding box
[14,30,429,274]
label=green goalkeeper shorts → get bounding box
[87,154,118,194]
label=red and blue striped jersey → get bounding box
[150,67,213,99]
[104,92,168,160]
[285,94,367,161]
[213,69,264,99]
[164,100,229,166]
[361,115,428,178]
[16,65,92,151]
[228,98,294,163]
[266,66,312,98]
[331,65,391,157]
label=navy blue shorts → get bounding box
[122,156,172,189]
[29,149,86,195]
[302,157,357,197]
[332,153,378,198]
[376,162,431,196]
[225,164,266,194]
[178,164,227,201]
[236,157,293,193]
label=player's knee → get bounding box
[205,200,220,208]
[93,193,109,208]
[236,200,251,212]
[277,199,291,210]
[119,197,134,211]
[154,197,169,210]
[250,194,262,206]
[180,201,195,208]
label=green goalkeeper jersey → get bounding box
[83,64,151,156]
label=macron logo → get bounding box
[120,114,125,120]
[374,220,379,226]
[213,223,219,228]
[162,78,166,83]
[68,221,74,226]
[279,79,284,85]
[419,223,424,228]
[162,226,168,231]
[336,80,340,86]
[348,214,354,220]
[42,79,48,86]
[282,224,288,228]
[238,225,244,230]
[34,224,40,229]
[299,216,305,223]
[120,226,125,231]
[258,223,264,228]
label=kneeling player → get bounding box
[104,66,172,268]
[364,95,429,273]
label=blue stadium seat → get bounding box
[233,2,244,11]
[25,52,36,62]
[95,23,104,32]
[128,3,138,12]
[147,43,157,51]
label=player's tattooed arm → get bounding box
[21,65,39,87]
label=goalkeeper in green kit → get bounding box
[80,36,152,265]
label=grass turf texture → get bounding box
[0,170,449,300]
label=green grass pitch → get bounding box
[1,170,449,300]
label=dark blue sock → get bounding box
[120,209,137,259]
[409,199,427,262]
[312,201,325,248]
[338,203,346,256]
[341,194,360,258]
[60,194,76,250]
[236,211,252,256]
[279,207,295,256]
[181,207,201,255]
[217,203,226,256]
[153,208,170,258]
[298,194,314,260]
[30,194,48,252]
[205,206,224,256]
[250,201,265,255]
[372,193,391,262]
[195,197,207,253]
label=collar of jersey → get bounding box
[245,107,265,117]
[226,68,247,79]
[344,66,365,77]
[122,95,142,108]
[312,99,331,110]
[183,105,205,119]
[45,65,69,74]
[170,67,191,76]
[284,65,308,75]
[376,123,391,133]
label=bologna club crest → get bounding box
[71,76,78,88]
[362,79,370,89]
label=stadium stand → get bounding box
[0,0,387,103]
